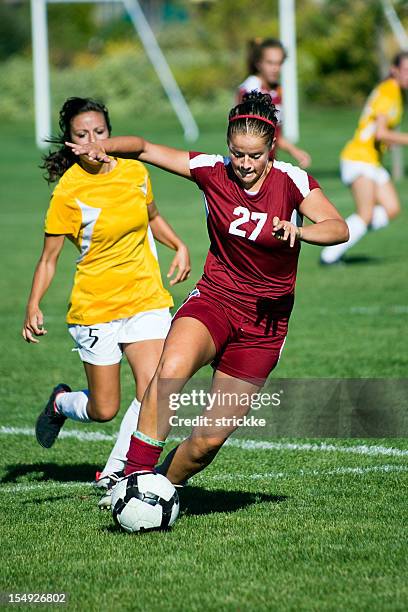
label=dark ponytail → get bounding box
[228,91,278,147]
[41,97,112,183]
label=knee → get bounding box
[87,399,120,422]
[188,436,224,461]
[155,352,190,380]
[387,205,400,220]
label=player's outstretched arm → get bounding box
[277,135,312,169]
[298,189,349,246]
[22,234,65,343]
[148,202,191,285]
[66,137,192,179]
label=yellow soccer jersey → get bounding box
[44,158,173,325]
[341,78,403,165]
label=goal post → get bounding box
[30,0,199,148]
[279,0,299,144]
[31,0,51,149]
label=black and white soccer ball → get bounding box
[111,471,180,533]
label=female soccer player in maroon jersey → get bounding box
[67,92,348,496]
[237,38,311,168]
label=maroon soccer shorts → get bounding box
[172,285,293,385]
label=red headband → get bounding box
[229,114,276,127]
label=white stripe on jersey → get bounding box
[273,160,311,198]
[239,75,262,91]
[147,225,158,261]
[139,175,148,196]
[290,209,303,228]
[202,193,209,217]
[75,199,102,263]
[190,154,227,169]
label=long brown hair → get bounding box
[41,97,112,183]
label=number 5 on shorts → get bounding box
[88,328,99,348]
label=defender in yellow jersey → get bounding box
[341,78,402,168]
[321,52,408,264]
[45,156,173,325]
[22,98,191,492]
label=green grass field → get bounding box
[0,107,407,611]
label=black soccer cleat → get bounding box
[35,383,71,448]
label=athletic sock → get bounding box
[320,213,367,264]
[55,390,91,422]
[370,205,389,231]
[125,434,164,476]
[100,399,141,476]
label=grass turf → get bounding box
[0,106,407,611]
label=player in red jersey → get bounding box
[238,38,311,168]
[67,92,348,495]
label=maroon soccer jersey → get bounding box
[189,152,319,309]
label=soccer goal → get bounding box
[30,0,200,148]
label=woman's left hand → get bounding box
[272,216,301,248]
[167,244,191,285]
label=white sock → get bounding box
[370,205,389,231]
[320,214,367,263]
[100,398,141,476]
[56,390,92,422]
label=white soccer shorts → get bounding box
[340,160,390,186]
[68,308,172,366]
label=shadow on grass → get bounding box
[179,485,288,516]
[342,255,385,265]
[2,466,288,520]
[0,462,96,484]
[102,486,288,535]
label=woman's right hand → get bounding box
[22,306,47,344]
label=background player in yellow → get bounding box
[22,98,191,491]
[321,52,408,264]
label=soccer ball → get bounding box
[111,471,180,533]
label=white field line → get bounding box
[1,464,408,494]
[0,481,90,494]
[0,426,116,442]
[1,426,408,458]
[224,438,408,458]
[223,464,408,481]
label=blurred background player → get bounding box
[321,51,408,265]
[22,97,190,489]
[237,37,311,168]
[68,92,348,502]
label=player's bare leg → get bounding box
[124,317,217,475]
[137,318,217,440]
[83,363,121,421]
[375,180,401,223]
[352,175,376,224]
[35,363,121,448]
[320,175,375,264]
[158,371,260,485]
[125,339,165,403]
